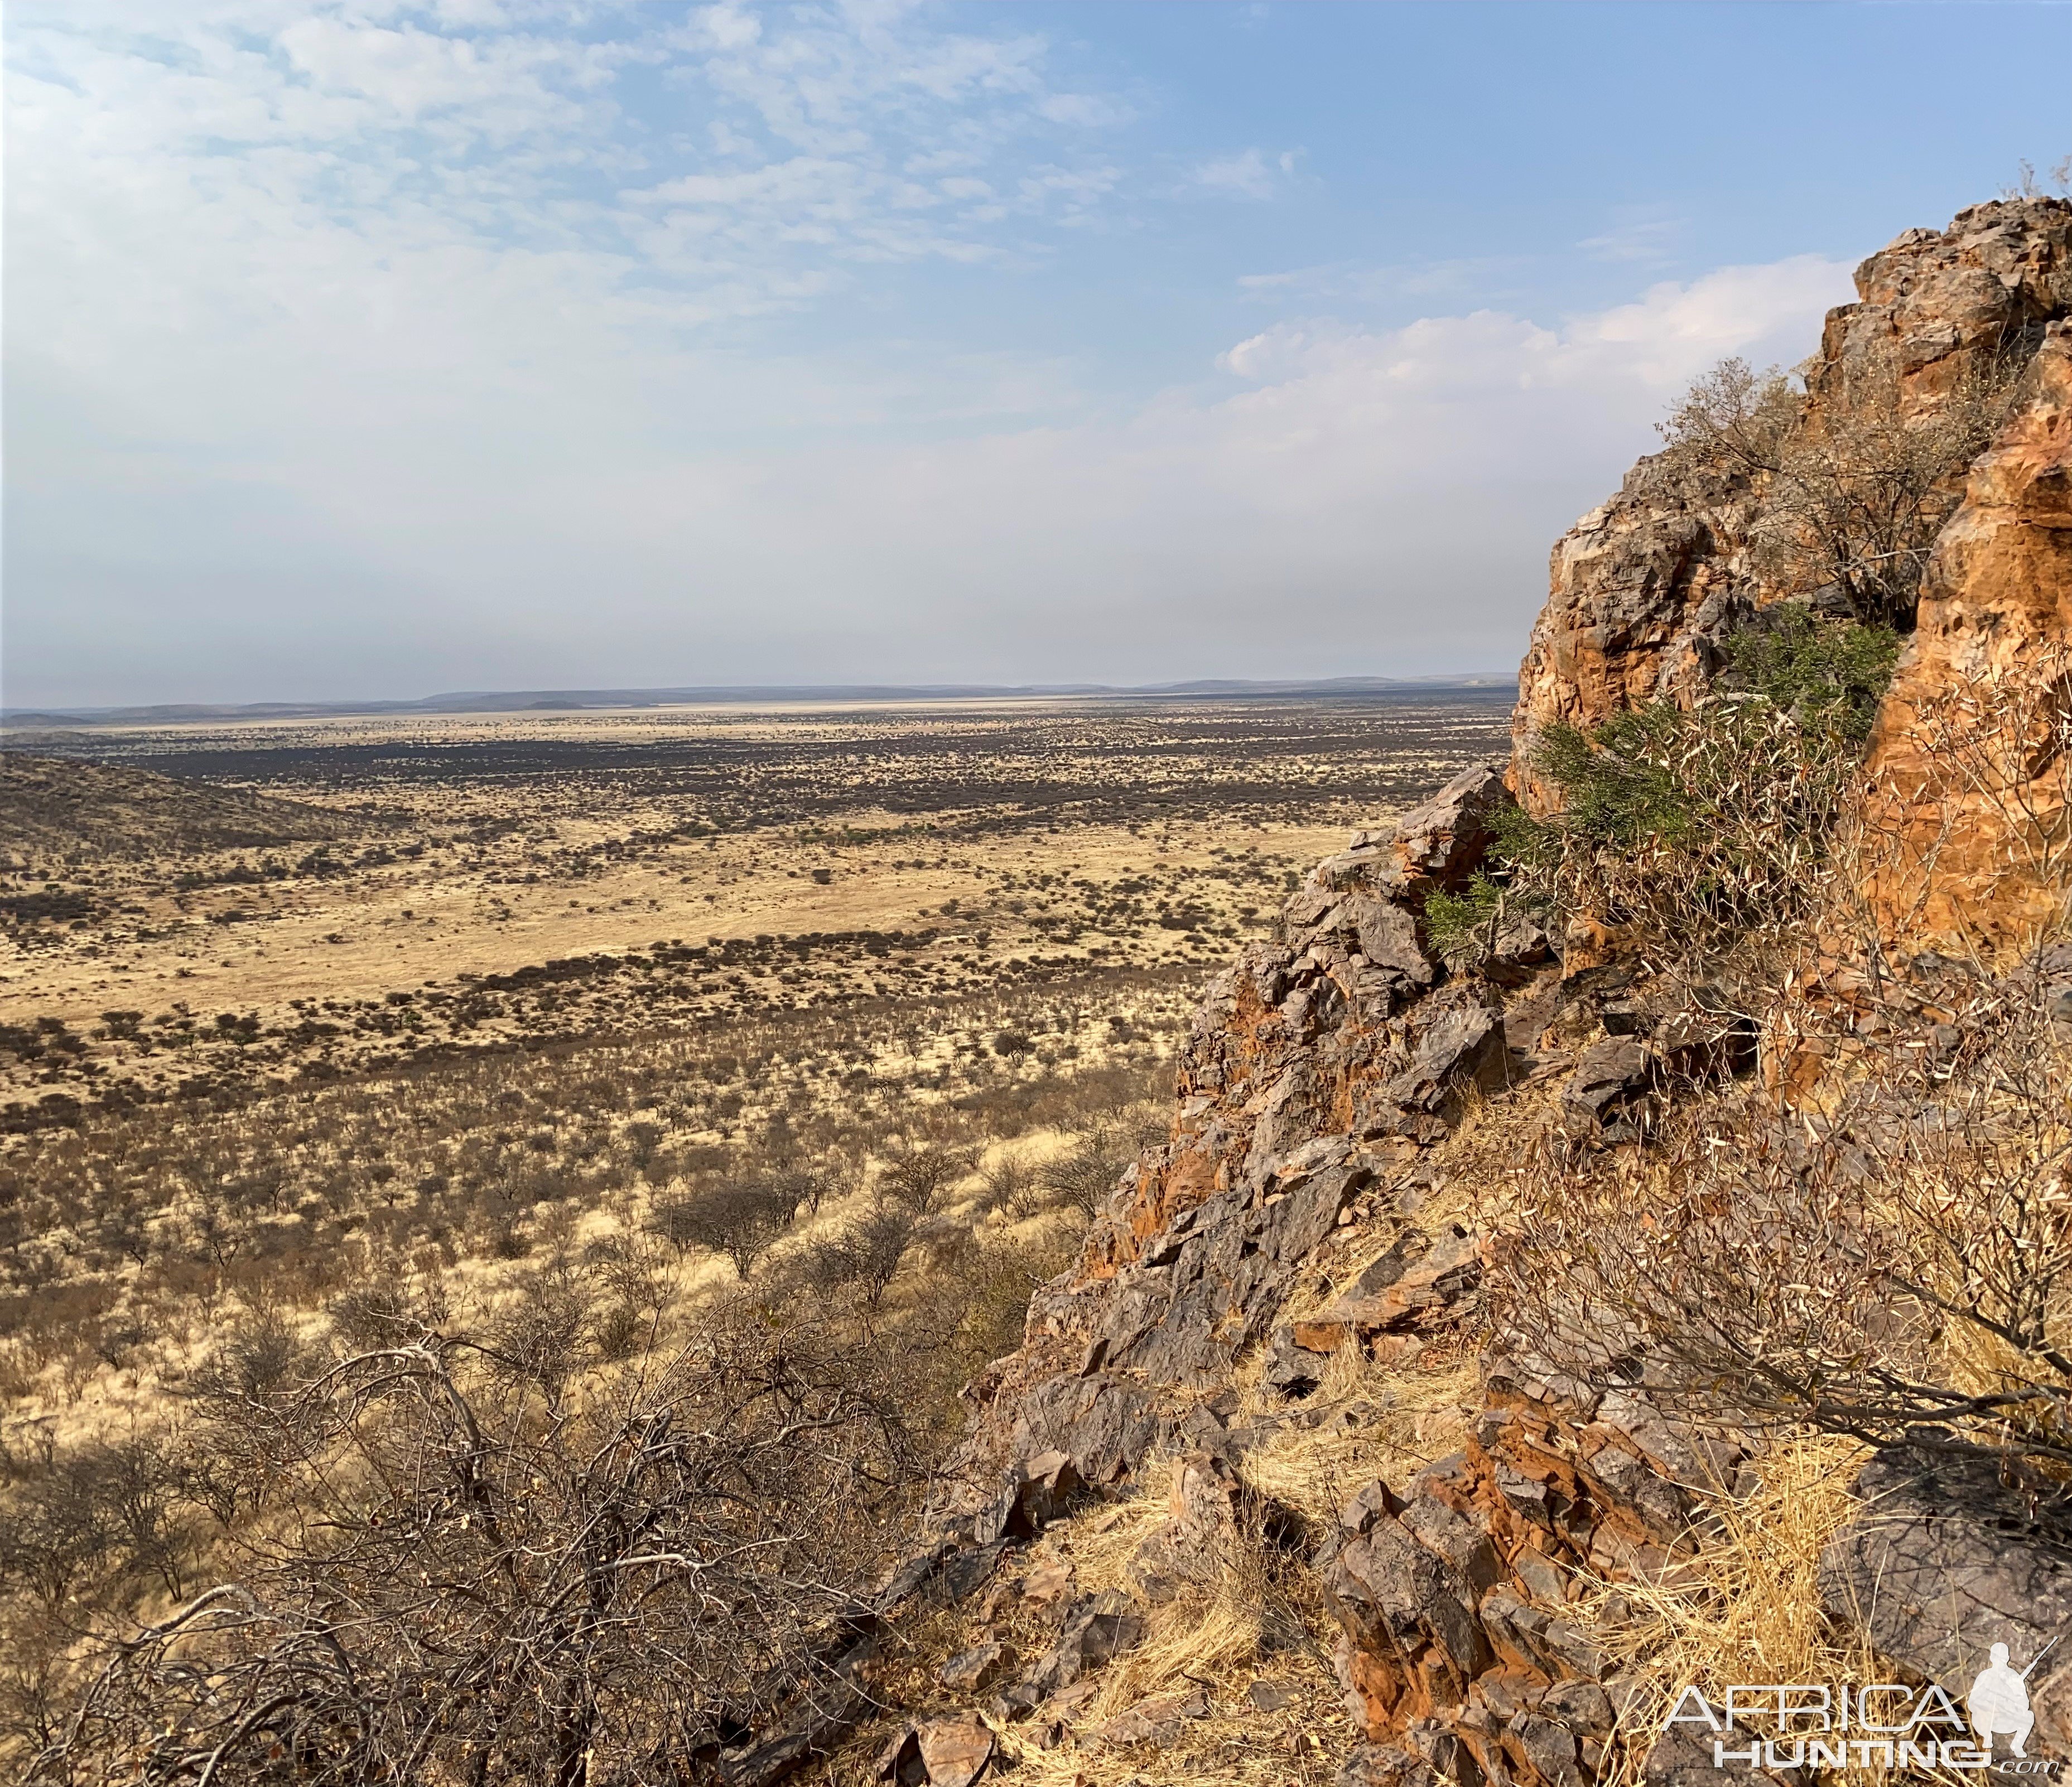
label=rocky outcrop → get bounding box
[1820,1448,2072,1749]
[918,766,1752,1787]
[1858,320,2072,955]
[1512,197,2072,815]
[948,765,1525,1505]
[717,198,2072,1787]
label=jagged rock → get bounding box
[972,1449,1082,1542]
[1559,1037,1651,1129]
[875,1715,994,1787]
[1859,315,2072,957]
[1818,1447,2072,1746]
[1018,1596,1146,1697]
[940,1641,1015,1696]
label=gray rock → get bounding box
[940,1640,1014,1695]
[972,1450,1082,1542]
[1560,1036,1651,1126]
[1337,1743,1442,1787]
[1641,1716,1800,1787]
[1818,1447,2072,1746]
[1019,1596,1147,1696]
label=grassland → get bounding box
[0,689,1509,1759]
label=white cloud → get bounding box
[2,4,1863,706]
[1193,146,1299,200]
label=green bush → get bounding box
[1495,615,1902,965]
[1724,607,1901,742]
[1422,873,1505,970]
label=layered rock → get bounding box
[1858,320,2072,955]
[1512,197,2072,815]
[951,764,1522,1501]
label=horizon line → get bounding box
[1,673,1521,727]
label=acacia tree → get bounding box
[650,1180,796,1277]
[32,1314,919,1786]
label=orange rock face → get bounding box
[1858,322,2072,957]
[1511,198,2072,818]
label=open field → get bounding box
[0,692,1509,1120]
[0,689,1510,1756]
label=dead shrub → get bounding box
[1498,991,2072,1475]
[30,1311,922,1786]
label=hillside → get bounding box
[724,197,2072,1785]
[0,752,363,864]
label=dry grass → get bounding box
[1577,1429,1876,1786]
[990,1480,1352,1787]
[1242,1346,1481,1534]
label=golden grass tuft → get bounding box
[1578,1428,1876,1784]
[1241,1347,1480,1534]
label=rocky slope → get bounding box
[720,198,2072,1787]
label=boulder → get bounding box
[1818,1447,2072,1747]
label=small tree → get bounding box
[650,1181,794,1277]
[1040,1126,1130,1219]
[876,1146,971,1217]
[799,1205,917,1308]
[1659,347,2020,630]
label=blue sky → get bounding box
[6,1,2069,707]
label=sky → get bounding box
[6,2,2070,709]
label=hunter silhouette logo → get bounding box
[1970,1639,2059,1760]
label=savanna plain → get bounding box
[0,689,1510,1766]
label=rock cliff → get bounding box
[725,198,2072,1787]
[1511,197,2072,817]
[1859,320,2072,955]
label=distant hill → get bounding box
[0,754,363,862]
[0,675,1516,730]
